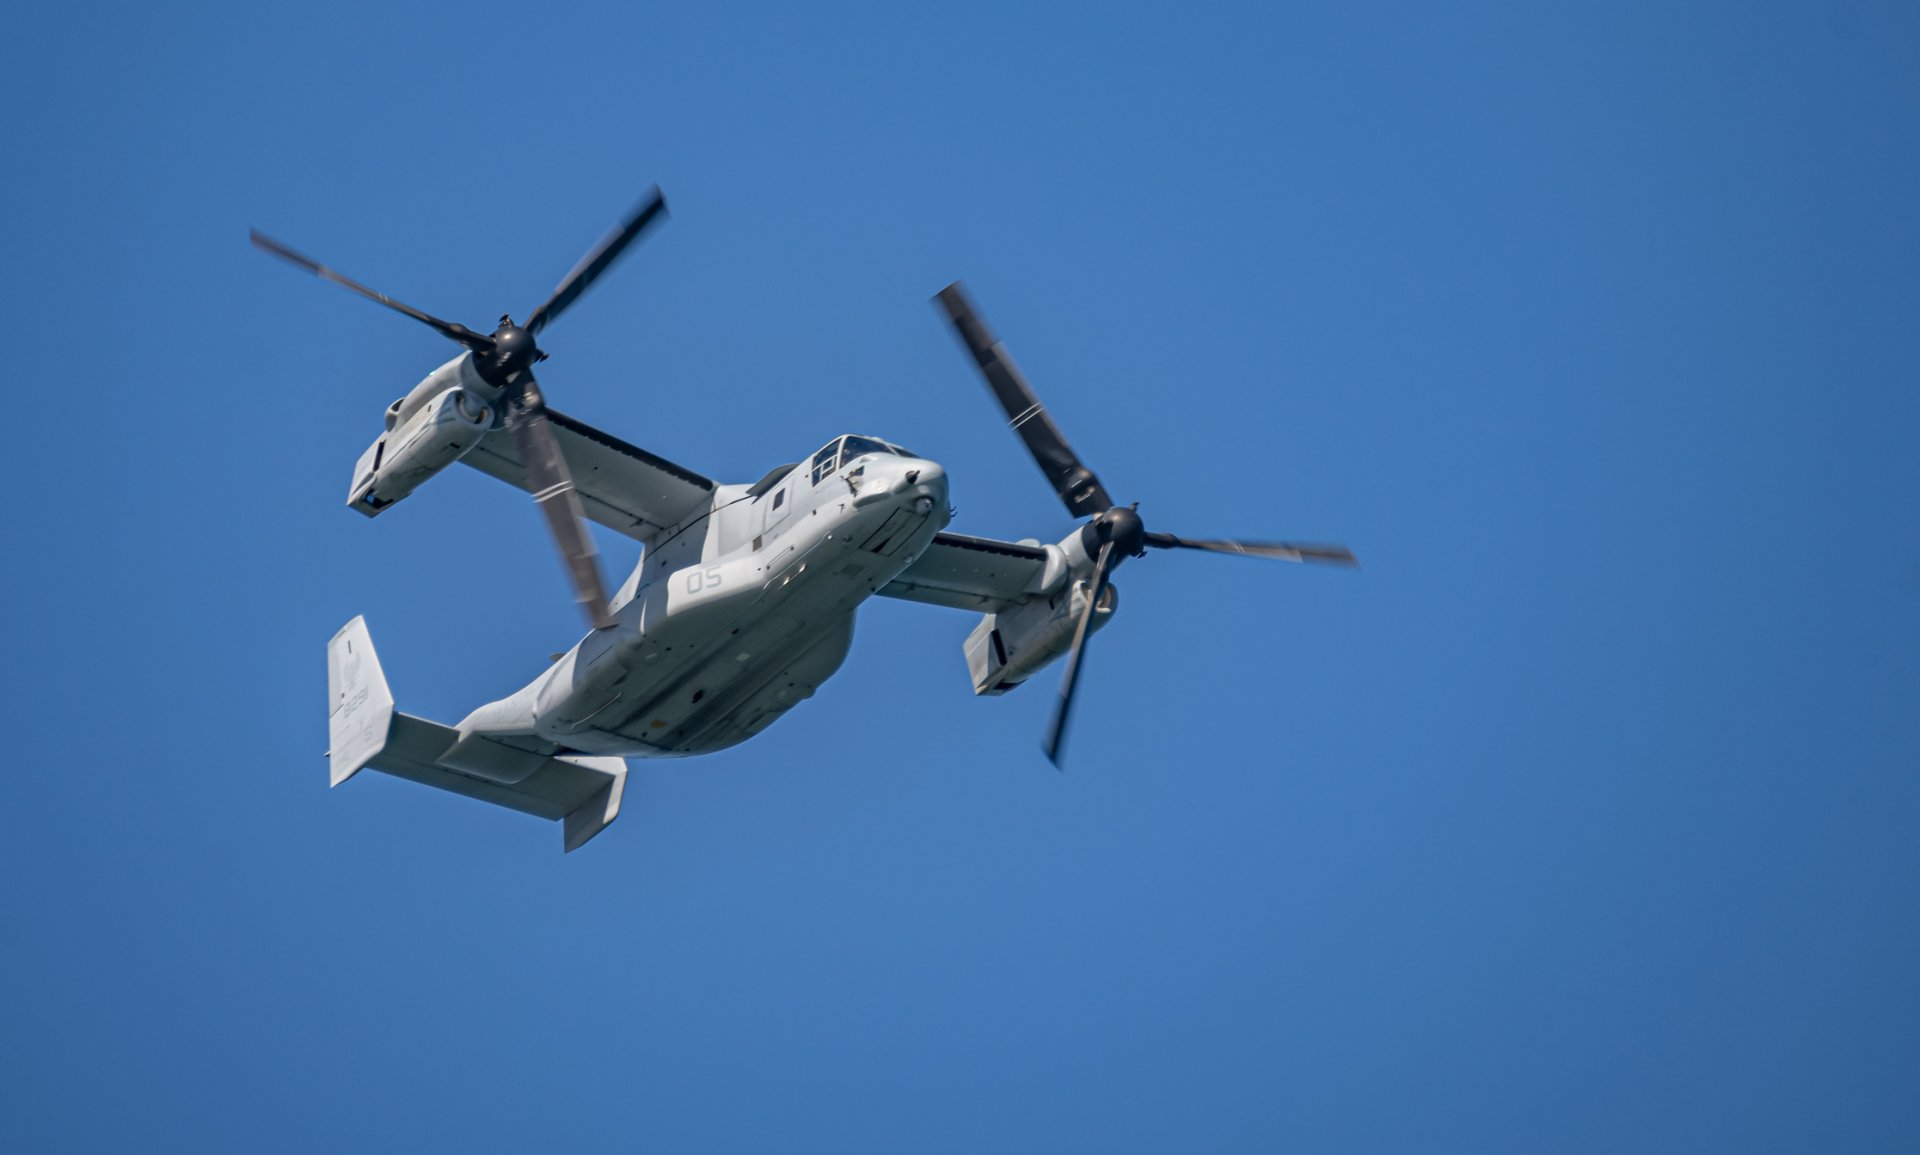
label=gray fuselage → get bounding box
[455,436,950,758]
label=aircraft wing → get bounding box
[877,531,1054,612]
[463,408,715,541]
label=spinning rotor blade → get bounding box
[935,282,1113,519]
[256,188,677,630]
[248,230,497,352]
[930,281,1360,765]
[1143,533,1359,567]
[506,374,617,631]
[1043,539,1117,769]
[526,187,669,336]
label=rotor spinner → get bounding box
[480,318,544,384]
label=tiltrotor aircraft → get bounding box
[254,186,1357,852]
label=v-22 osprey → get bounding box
[252,186,1357,852]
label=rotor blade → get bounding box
[526,187,669,336]
[505,376,618,631]
[934,282,1113,518]
[248,229,496,352]
[1142,532,1359,567]
[1043,540,1117,769]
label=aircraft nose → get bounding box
[895,459,946,501]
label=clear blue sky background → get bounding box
[4,2,1915,1150]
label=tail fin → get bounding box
[324,617,628,853]
[327,616,395,787]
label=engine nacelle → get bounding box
[963,577,1118,695]
[348,385,493,516]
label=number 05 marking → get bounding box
[685,567,723,594]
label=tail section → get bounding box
[325,617,627,853]
[327,617,397,787]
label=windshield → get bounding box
[811,436,920,483]
[838,436,895,466]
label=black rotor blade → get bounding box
[505,375,617,631]
[934,282,1113,519]
[249,229,496,352]
[1142,532,1359,567]
[526,187,669,336]
[1043,540,1117,768]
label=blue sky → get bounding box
[4,1,1916,1150]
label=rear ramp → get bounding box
[326,617,626,853]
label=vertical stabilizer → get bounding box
[327,616,396,787]
[322,616,628,851]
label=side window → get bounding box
[763,484,793,538]
[810,440,841,486]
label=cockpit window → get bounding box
[838,436,895,467]
[810,436,918,484]
[810,439,841,486]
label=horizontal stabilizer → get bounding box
[326,618,627,852]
